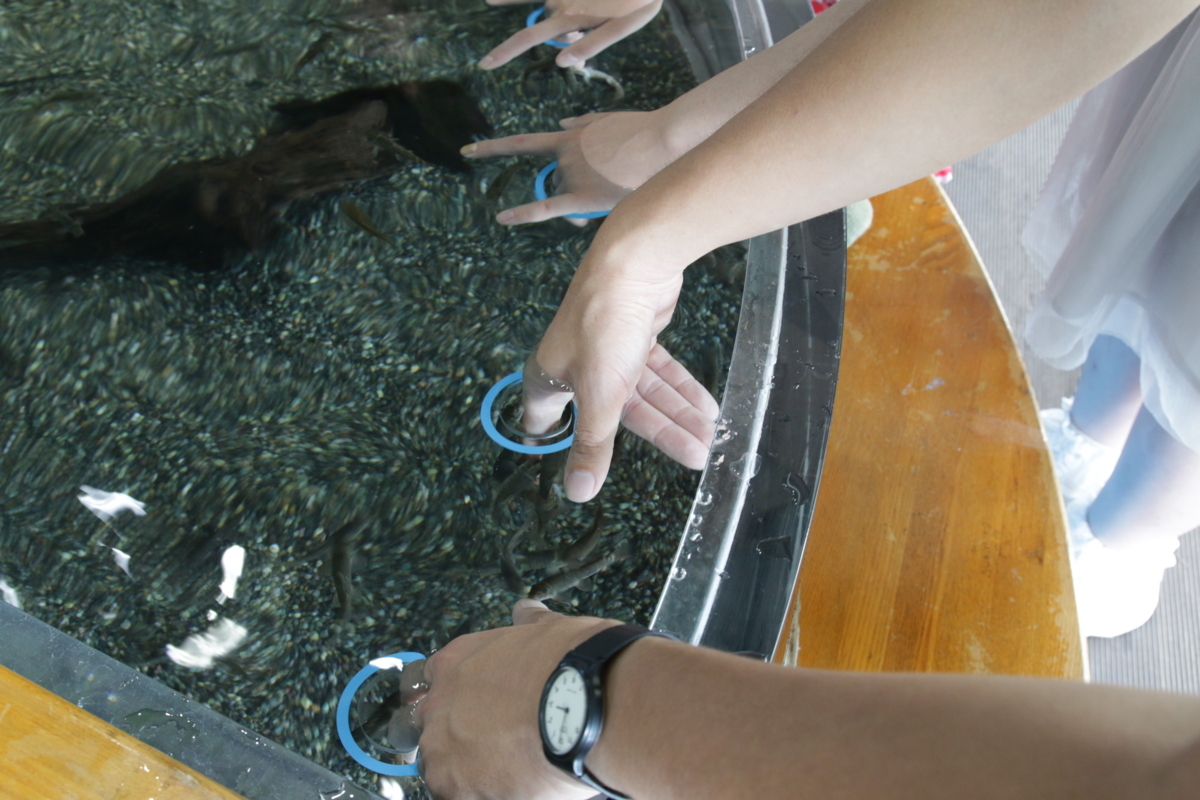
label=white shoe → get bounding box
[1041,397,1119,507]
[1067,501,1179,639]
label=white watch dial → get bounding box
[543,666,588,755]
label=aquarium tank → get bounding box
[0,1,843,797]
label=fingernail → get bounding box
[496,209,515,224]
[564,470,595,501]
[477,55,494,69]
[515,598,545,611]
[460,143,477,156]
[560,116,576,124]
[558,54,580,67]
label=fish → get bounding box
[484,163,522,203]
[491,456,539,521]
[328,519,369,623]
[293,32,334,75]
[528,543,628,601]
[340,200,395,245]
[559,505,604,567]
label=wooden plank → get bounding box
[0,665,248,800]
[776,177,1083,679]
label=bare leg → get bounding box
[1070,335,1144,448]
[1089,406,1200,553]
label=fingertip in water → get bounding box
[564,469,595,502]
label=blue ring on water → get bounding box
[337,652,426,777]
[525,7,572,48]
[481,371,576,455]
[534,162,611,220]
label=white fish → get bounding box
[218,544,246,602]
[111,547,133,577]
[165,619,248,670]
[78,485,147,521]
[0,577,20,609]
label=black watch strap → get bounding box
[545,623,677,800]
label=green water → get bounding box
[0,0,742,788]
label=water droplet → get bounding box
[671,567,687,581]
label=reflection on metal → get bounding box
[0,601,381,800]
[653,2,845,657]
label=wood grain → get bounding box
[776,177,1083,678]
[0,665,248,800]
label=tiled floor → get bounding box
[944,105,1200,694]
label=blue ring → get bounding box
[534,161,611,220]
[525,7,571,48]
[481,371,575,455]
[337,652,426,777]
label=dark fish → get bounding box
[324,519,369,623]
[369,131,427,165]
[500,548,526,595]
[207,40,267,59]
[293,32,334,74]
[559,505,604,566]
[528,543,627,601]
[340,200,395,245]
[485,163,522,203]
[47,207,84,238]
[491,456,539,521]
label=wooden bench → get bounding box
[777,177,1083,679]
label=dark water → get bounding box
[0,0,742,789]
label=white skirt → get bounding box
[1023,11,1200,452]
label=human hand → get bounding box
[521,252,718,503]
[464,110,674,225]
[479,0,664,70]
[416,599,618,800]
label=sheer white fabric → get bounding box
[1024,12,1200,452]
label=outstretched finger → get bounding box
[622,393,713,470]
[560,373,631,503]
[479,15,591,69]
[558,111,614,130]
[556,8,658,65]
[496,194,608,226]
[512,598,557,625]
[462,131,565,160]
[645,343,721,421]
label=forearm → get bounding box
[590,637,1200,800]
[655,0,871,157]
[601,0,1200,273]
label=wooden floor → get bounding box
[777,177,1084,679]
[0,665,248,800]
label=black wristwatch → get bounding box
[538,623,676,800]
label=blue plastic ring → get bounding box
[481,371,576,455]
[337,652,426,777]
[525,7,572,48]
[534,161,611,220]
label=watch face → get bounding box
[542,666,588,755]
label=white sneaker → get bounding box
[1067,501,1179,639]
[1040,397,1119,507]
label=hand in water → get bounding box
[479,0,663,70]
[416,599,615,800]
[463,110,674,225]
[521,256,718,503]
